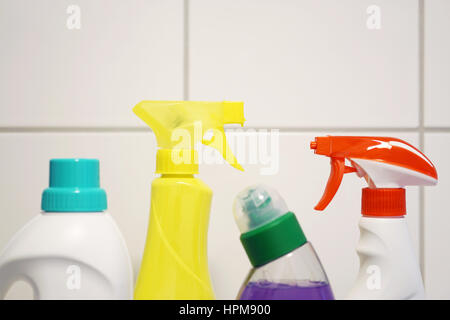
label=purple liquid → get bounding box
[239,281,335,300]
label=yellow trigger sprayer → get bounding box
[133,101,245,299]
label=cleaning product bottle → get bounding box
[133,100,245,300]
[233,185,334,300]
[310,136,438,299]
[0,159,133,300]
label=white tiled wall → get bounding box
[424,0,450,126]
[0,0,183,127]
[0,0,448,300]
[424,134,450,299]
[189,0,419,128]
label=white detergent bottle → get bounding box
[0,158,133,299]
[310,136,438,300]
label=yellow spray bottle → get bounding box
[133,101,245,299]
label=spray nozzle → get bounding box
[311,136,438,211]
[133,101,245,174]
[233,185,289,233]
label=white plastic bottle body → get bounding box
[347,216,425,300]
[0,212,133,300]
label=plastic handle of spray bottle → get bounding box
[315,157,357,211]
[202,127,244,171]
[200,101,245,171]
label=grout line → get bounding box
[238,127,421,132]
[183,0,189,100]
[418,0,426,282]
[0,126,435,133]
[0,127,150,133]
[1,126,450,134]
[420,127,450,132]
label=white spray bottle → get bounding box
[310,136,438,299]
[0,159,133,299]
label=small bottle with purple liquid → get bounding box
[233,185,334,300]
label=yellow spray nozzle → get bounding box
[223,101,245,126]
[133,101,245,173]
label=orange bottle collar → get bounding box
[361,188,406,217]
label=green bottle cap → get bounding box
[41,159,107,212]
[233,185,307,267]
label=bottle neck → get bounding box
[156,149,199,174]
[42,210,105,214]
[160,174,195,178]
[361,187,406,217]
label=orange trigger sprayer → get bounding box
[310,136,437,299]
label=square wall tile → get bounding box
[424,0,450,127]
[424,133,450,299]
[0,131,420,299]
[0,0,183,127]
[189,0,419,128]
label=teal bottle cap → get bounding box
[41,159,107,212]
[234,185,306,267]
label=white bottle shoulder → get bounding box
[0,212,133,299]
[2,212,125,261]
